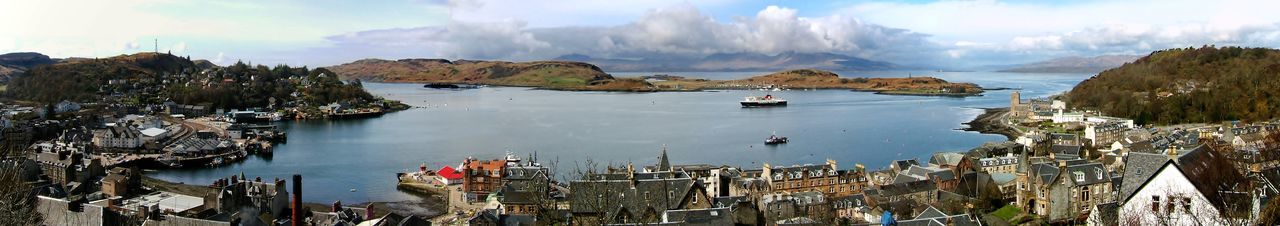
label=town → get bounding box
[11,88,1279,225]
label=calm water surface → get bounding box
[149,71,1091,203]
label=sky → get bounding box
[4,0,1280,68]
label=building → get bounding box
[927,152,975,174]
[762,160,867,197]
[1085,121,1128,148]
[436,165,462,185]
[462,157,508,199]
[978,155,1019,174]
[568,168,712,225]
[1018,159,1113,222]
[1117,145,1251,225]
[92,124,142,149]
[101,167,139,197]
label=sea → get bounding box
[148,71,1092,203]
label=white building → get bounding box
[1118,145,1249,225]
[1052,109,1085,123]
[92,125,142,149]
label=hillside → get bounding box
[1067,46,1280,125]
[0,52,57,81]
[554,51,901,72]
[8,52,197,102]
[726,69,981,95]
[998,55,1139,73]
[326,59,661,91]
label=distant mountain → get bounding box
[325,58,662,91]
[555,51,902,72]
[0,52,57,81]
[998,55,1140,73]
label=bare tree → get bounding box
[0,161,41,225]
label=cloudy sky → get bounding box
[4,0,1280,68]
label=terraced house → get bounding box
[1018,158,1114,222]
[762,159,868,197]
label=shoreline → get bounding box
[962,107,1020,141]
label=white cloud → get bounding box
[327,4,939,64]
[170,42,188,53]
[837,0,1280,65]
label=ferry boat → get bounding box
[741,94,787,107]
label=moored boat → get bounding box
[765,134,789,145]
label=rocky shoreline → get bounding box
[962,107,1020,140]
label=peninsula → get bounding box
[326,59,984,95]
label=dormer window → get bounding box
[1074,172,1085,183]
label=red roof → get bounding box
[438,166,463,180]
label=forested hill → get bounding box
[6,52,383,111]
[1067,46,1280,125]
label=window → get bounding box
[1151,196,1160,212]
[645,191,650,200]
[1182,197,1192,213]
[693,193,698,204]
[1074,172,1085,183]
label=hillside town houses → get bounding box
[16,88,1280,225]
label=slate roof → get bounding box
[1051,145,1083,157]
[1119,144,1246,212]
[892,159,920,171]
[1064,163,1110,186]
[878,179,937,197]
[569,172,700,217]
[1029,163,1060,184]
[662,207,733,225]
[1092,202,1118,226]
[928,153,965,166]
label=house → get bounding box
[1050,144,1083,160]
[1233,133,1267,151]
[569,168,712,225]
[762,191,833,224]
[91,124,142,149]
[436,165,462,185]
[1117,145,1251,225]
[54,100,81,114]
[100,167,139,197]
[1050,133,1081,146]
[927,152,975,174]
[1086,121,1128,148]
[461,157,508,200]
[890,159,920,173]
[762,159,867,198]
[831,195,868,223]
[1018,159,1112,222]
[978,155,1019,174]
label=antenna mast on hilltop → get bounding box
[154,39,158,53]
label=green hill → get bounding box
[1067,46,1280,125]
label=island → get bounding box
[326,59,984,95]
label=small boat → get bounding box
[765,134,789,145]
[741,94,787,107]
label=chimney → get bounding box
[1166,145,1179,159]
[292,174,302,226]
[365,203,375,220]
[332,200,341,212]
